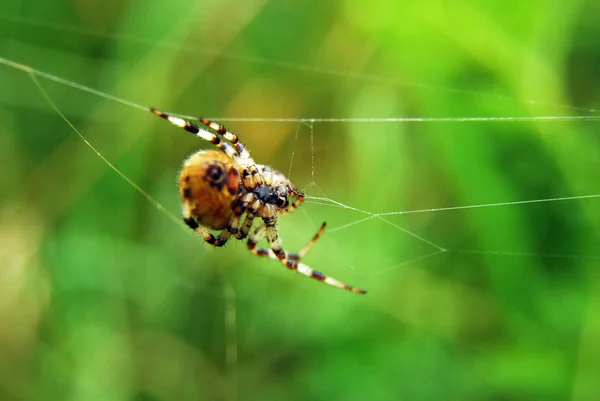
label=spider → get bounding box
[150,108,366,294]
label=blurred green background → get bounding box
[1,0,599,400]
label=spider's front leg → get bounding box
[277,185,305,216]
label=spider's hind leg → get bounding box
[182,214,234,247]
[247,222,366,294]
[183,216,221,246]
[245,223,324,260]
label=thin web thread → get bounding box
[26,71,186,232]
[305,193,600,222]
[2,57,600,123]
[2,13,599,114]
[2,56,598,265]
[287,123,301,179]
[207,116,600,123]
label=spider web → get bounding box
[2,8,600,401]
[1,14,600,283]
[4,55,599,269]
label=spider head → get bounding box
[282,183,305,211]
[253,184,287,208]
[274,183,305,209]
[274,185,290,208]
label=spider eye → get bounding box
[205,162,225,184]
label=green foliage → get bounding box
[1,0,599,400]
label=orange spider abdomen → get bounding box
[179,150,242,230]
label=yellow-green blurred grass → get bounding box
[1,0,600,400]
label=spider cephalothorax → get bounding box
[151,108,366,294]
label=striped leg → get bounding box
[235,213,256,240]
[281,191,305,215]
[182,200,238,247]
[183,216,231,247]
[151,109,240,161]
[246,223,325,260]
[247,222,366,294]
[198,117,251,161]
[226,213,242,237]
[234,192,260,240]
[291,222,326,260]
[197,115,264,187]
[151,108,263,186]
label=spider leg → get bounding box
[230,193,258,240]
[196,117,268,187]
[247,222,326,260]
[151,108,264,188]
[280,190,305,215]
[151,108,243,165]
[213,229,233,246]
[235,212,256,240]
[225,213,241,237]
[182,215,229,246]
[293,222,326,260]
[248,222,366,294]
[182,201,237,247]
[197,117,251,162]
